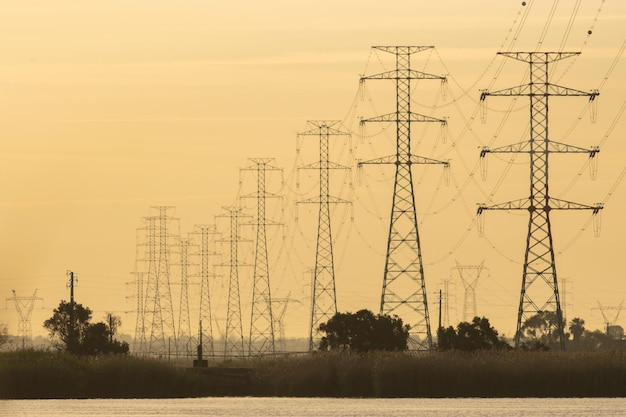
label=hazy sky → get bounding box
[1,1,625,343]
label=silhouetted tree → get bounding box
[44,300,128,355]
[518,311,563,345]
[318,309,410,352]
[0,322,9,348]
[569,317,585,342]
[437,316,510,352]
[44,300,92,354]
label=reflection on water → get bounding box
[2,397,626,417]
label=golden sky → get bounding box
[1,1,625,342]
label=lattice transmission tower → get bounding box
[454,261,486,321]
[241,158,282,357]
[193,224,220,358]
[6,289,43,345]
[177,237,195,355]
[297,120,351,351]
[358,46,448,351]
[141,206,178,355]
[219,206,250,358]
[478,52,602,350]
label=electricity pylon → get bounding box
[241,158,282,357]
[593,301,623,337]
[177,238,195,355]
[272,292,301,352]
[194,224,220,358]
[358,46,448,351]
[297,120,351,351]
[143,206,178,355]
[6,289,43,345]
[478,52,602,350]
[455,260,486,321]
[219,206,250,358]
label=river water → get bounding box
[2,397,625,416]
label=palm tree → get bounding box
[569,317,585,342]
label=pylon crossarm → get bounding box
[497,51,580,62]
[372,45,433,55]
[546,84,598,97]
[548,141,600,154]
[550,198,603,212]
[360,112,446,124]
[484,84,597,98]
[298,125,350,137]
[297,196,351,205]
[477,198,529,214]
[299,161,350,170]
[481,142,530,156]
[482,84,532,97]
[359,154,448,166]
[361,68,445,82]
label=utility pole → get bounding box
[67,270,77,304]
[241,158,282,357]
[478,52,602,349]
[358,46,448,351]
[297,120,351,351]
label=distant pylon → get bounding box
[143,206,178,355]
[358,46,448,351]
[454,260,486,321]
[241,158,282,357]
[219,206,250,358]
[194,224,219,358]
[272,292,301,352]
[593,301,623,336]
[297,120,351,351]
[478,52,602,349]
[6,289,43,344]
[177,237,195,355]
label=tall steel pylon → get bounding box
[478,52,602,349]
[194,224,219,358]
[143,206,178,355]
[6,289,43,344]
[454,260,485,321]
[219,206,249,358]
[358,46,448,351]
[241,158,282,357]
[297,120,350,351]
[177,238,194,355]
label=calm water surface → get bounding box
[2,397,626,417]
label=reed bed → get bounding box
[1,349,625,398]
[0,350,206,398]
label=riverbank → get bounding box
[1,350,625,398]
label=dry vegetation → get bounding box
[1,349,625,398]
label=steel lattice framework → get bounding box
[455,261,486,322]
[358,46,448,351]
[478,52,602,349]
[241,158,282,357]
[7,289,43,343]
[177,238,194,354]
[220,206,249,358]
[298,120,350,351]
[194,224,219,358]
[143,206,177,355]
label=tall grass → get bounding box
[0,350,206,399]
[249,350,626,397]
[1,349,625,398]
